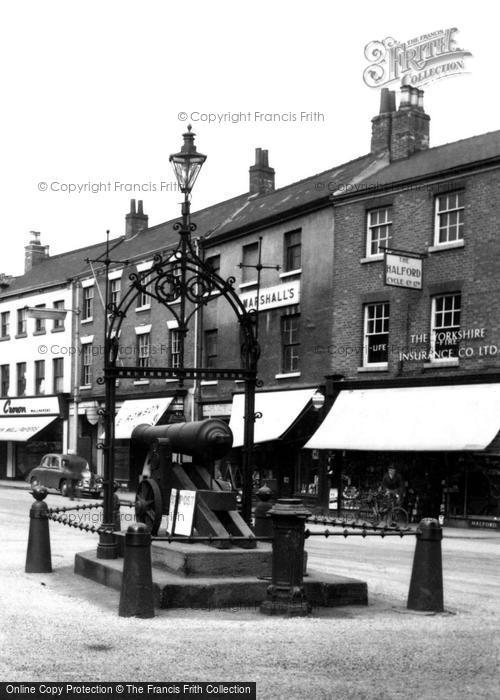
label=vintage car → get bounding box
[27,453,103,497]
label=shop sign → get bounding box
[469,519,500,530]
[1,397,59,416]
[239,280,300,312]
[385,251,422,289]
[202,403,232,418]
[115,398,173,439]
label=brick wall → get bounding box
[330,167,500,380]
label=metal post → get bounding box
[71,281,80,454]
[98,235,118,559]
[119,524,155,618]
[242,375,256,525]
[260,498,311,616]
[25,487,52,573]
[407,518,444,612]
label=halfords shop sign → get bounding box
[385,252,422,290]
[239,281,300,311]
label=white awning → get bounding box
[0,416,58,442]
[115,397,174,439]
[305,383,500,452]
[229,389,317,448]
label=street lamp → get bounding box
[169,125,207,196]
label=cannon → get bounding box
[132,419,255,548]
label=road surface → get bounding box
[0,486,499,699]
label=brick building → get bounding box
[3,88,500,527]
[306,86,500,526]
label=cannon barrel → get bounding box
[131,418,233,459]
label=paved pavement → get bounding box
[1,484,499,699]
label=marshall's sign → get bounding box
[239,280,300,312]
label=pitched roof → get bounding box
[4,128,500,298]
[1,151,385,297]
[345,130,500,192]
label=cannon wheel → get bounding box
[135,478,163,535]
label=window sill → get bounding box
[79,385,92,390]
[51,327,65,333]
[133,380,150,385]
[239,281,258,289]
[428,241,464,253]
[165,378,178,384]
[360,254,384,264]
[0,335,10,342]
[279,269,301,279]
[357,365,388,372]
[80,318,93,324]
[15,333,27,339]
[135,306,151,313]
[423,359,459,368]
[201,380,218,386]
[275,372,301,379]
[33,330,46,336]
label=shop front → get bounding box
[109,394,185,487]
[0,396,64,479]
[305,377,500,526]
[228,387,325,503]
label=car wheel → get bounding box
[60,480,69,497]
[30,477,39,488]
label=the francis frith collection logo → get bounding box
[363,28,472,88]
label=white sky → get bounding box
[0,0,493,275]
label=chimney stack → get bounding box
[371,85,430,161]
[24,231,49,273]
[125,199,148,239]
[249,148,275,195]
[390,85,430,161]
[371,87,396,154]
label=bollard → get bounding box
[260,498,311,617]
[253,485,274,538]
[407,518,444,612]
[118,524,155,618]
[25,486,52,574]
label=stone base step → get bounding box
[75,550,368,609]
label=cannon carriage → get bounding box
[132,418,255,548]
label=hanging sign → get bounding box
[384,250,423,290]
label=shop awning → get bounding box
[0,416,58,442]
[305,383,500,452]
[229,389,317,448]
[115,397,174,439]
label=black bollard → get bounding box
[253,486,274,538]
[260,498,311,617]
[407,518,444,612]
[118,524,155,618]
[25,486,52,574]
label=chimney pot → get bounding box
[399,85,411,109]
